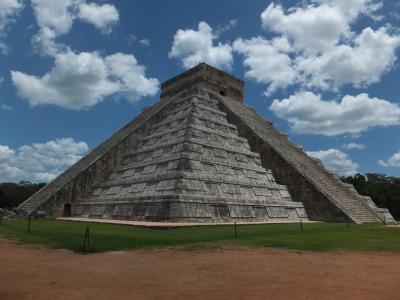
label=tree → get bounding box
[341,173,400,220]
[0,189,12,208]
[0,182,46,208]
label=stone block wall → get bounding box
[69,87,306,223]
[220,103,348,222]
[40,134,139,216]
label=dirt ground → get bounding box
[1,238,400,300]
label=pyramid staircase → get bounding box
[218,95,387,223]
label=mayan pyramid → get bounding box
[18,63,394,224]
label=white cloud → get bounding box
[233,37,296,95]
[0,0,22,27]
[105,53,159,102]
[139,38,150,47]
[0,138,88,182]
[169,21,233,69]
[78,2,119,33]
[378,160,389,167]
[31,0,76,36]
[0,0,23,54]
[11,51,119,109]
[126,36,150,47]
[31,0,119,55]
[30,0,74,55]
[261,1,381,55]
[14,1,157,110]
[11,51,159,109]
[215,19,238,35]
[235,1,400,94]
[0,0,23,32]
[307,149,359,176]
[378,150,400,167]
[343,142,365,150]
[270,92,400,136]
[0,145,15,162]
[31,26,66,56]
[296,26,400,90]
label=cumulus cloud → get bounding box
[296,26,400,90]
[343,142,366,150]
[11,51,159,110]
[261,1,381,55]
[30,0,75,55]
[233,37,295,95]
[31,0,119,55]
[105,53,159,102]
[31,0,75,36]
[169,21,233,69]
[307,149,359,175]
[0,145,15,162]
[13,1,157,109]
[139,38,150,47]
[235,1,400,93]
[11,51,119,109]
[0,0,23,54]
[270,92,400,136]
[0,0,23,32]
[78,2,119,33]
[0,138,88,183]
[378,150,400,167]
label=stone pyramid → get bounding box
[18,63,394,223]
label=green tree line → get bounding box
[341,173,400,220]
[0,181,45,209]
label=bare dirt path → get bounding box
[1,238,400,300]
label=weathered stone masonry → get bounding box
[19,95,178,216]
[221,104,348,221]
[18,63,394,224]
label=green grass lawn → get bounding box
[0,218,399,253]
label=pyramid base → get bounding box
[69,199,307,223]
[58,217,316,228]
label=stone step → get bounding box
[220,96,383,223]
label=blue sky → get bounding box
[0,0,400,182]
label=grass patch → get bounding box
[0,218,399,253]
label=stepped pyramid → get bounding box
[18,63,394,223]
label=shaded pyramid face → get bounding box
[75,87,306,222]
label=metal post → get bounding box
[383,214,386,225]
[27,216,31,233]
[300,220,303,232]
[346,217,349,228]
[82,225,90,251]
[234,221,238,238]
[86,226,90,248]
